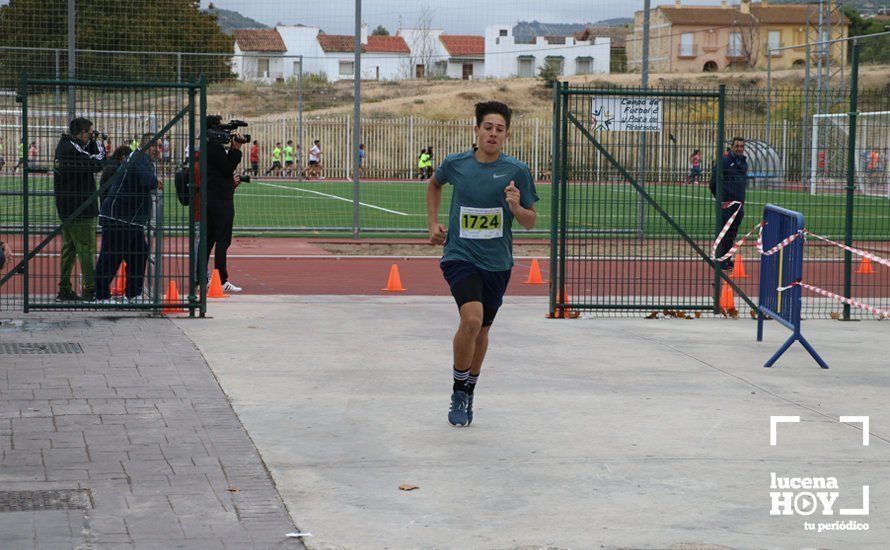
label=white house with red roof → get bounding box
[233,24,608,82]
[439,35,485,80]
[234,25,411,82]
[397,29,485,80]
[232,29,290,82]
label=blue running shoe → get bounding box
[448,390,469,426]
[466,393,474,426]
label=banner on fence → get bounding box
[591,97,663,132]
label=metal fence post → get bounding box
[187,82,197,316]
[199,75,208,317]
[297,56,303,180]
[67,0,75,119]
[177,52,182,83]
[352,0,362,239]
[20,75,29,312]
[843,43,860,321]
[558,81,570,313]
[549,82,561,318]
[714,84,726,313]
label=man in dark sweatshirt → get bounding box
[204,115,244,292]
[710,137,749,271]
[53,117,106,301]
[95,134,162,302]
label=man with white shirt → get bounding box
[307,139,324,180]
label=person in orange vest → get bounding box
[867,149,880,186]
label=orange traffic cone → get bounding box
[381,264,406,292]
[731,254,748,279]
[522,259,548,284]
[547,285,579,318]
[207,269,229,298]
[856,257,875,275]
[719,283,735,310]
[111,261,127,297]
[162,280,183,314]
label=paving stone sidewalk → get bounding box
[0,314,302,549]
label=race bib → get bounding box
[459,206,503,240]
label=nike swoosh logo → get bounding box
[493,173,507,178]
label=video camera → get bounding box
[207,118,250,145]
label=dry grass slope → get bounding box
[210,65,890,121]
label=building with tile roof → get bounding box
[232,29,289,81]
[626,0,848,73]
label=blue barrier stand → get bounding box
[757,204,829,369]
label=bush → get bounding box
[538,64,560,89]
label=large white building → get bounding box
[484,25,610,78]
[233,24,610,83]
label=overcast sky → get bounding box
[200,0,737,35]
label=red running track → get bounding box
[1,235,886,299]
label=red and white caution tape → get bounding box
[756,224,804,257]
[804,230,890,269]
[710,201,763,261]
[778,281,889,319]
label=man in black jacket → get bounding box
[710,137,749,271]
[53,117,106,301]
[95,134,162,302]
[205,115,244,292]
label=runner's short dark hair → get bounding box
[732,136,745,145]
[475,101,513,128]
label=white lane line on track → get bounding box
[255,181,408,216]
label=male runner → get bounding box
[426,100,538,427]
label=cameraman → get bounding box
[205,115,245,292]
[53,117,106,301]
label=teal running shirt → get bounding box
[435,150,538,271]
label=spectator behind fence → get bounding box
[249,140,259,176]
[204,115,244,293]
[95,133,162,303]
[53,117,106,302]
[99,145,134,203]
[0,240,11,271]
[709,136,748,272]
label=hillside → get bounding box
[204,6,268,34]
[513,18,631,38]
[770,0,887,15]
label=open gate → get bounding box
[549,83,754,317]
[0,78,207,315]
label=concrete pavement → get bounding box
[176,295,890,550]
[3,296,888,549]
[0,314,300,549]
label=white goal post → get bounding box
[810,111,890,198]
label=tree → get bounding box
[0,0,234,85]
[538,62,560,89]
[729,10,760,69]
[841,6,890,64]
[401,7,440,79]
[371,25,390,37]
